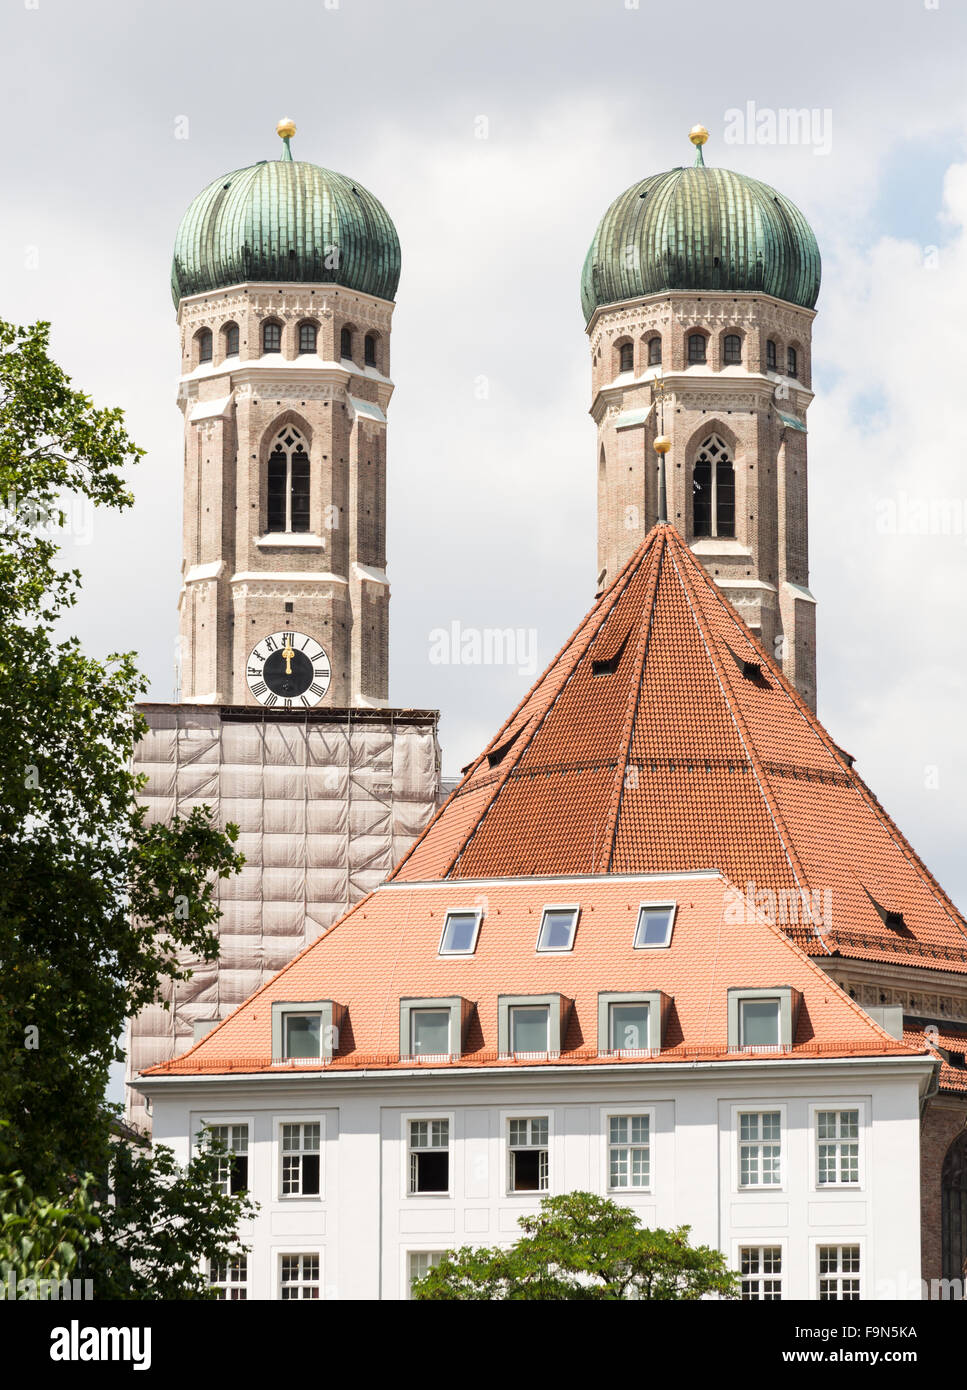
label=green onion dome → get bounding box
[581,132,820,323]
[171,122,400,307]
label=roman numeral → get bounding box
[283,699,292,709]
[300,696,310,707]
[309,682,326,695]
[247,666,261,676]
[251,681,267,696]
[265,693,278,707]
[264,635,277,651]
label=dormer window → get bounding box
[271,999,342,1062]
[197,328,213,364]
[438,909,482,956]
[283,1012,321,1058]
[536,905,579,953]
[740,997,781,1048]
[411,1008,451,1056]
[728,987,799,1052]
[633,902,676,949]
[263,321,282,354]
[399,997,470,1061]
[498,993,571,1058]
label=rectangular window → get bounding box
[438,909,481,956]
[410,1008,451,1057]
[408,1119,450,1194]
[739,1111,782,1187]
[817,1110,860,1186]
[740,1246,782,1300]
[208,1123,248,1195]
[739,997,781,1048]
[509,1004,549,1054]
[818,1245,861,1300]
[536,906,579,953]
[633,903,675,949]
[209,1254,248,1300]
[609,1002,650,1053]
[508,1117,549,1192]
[608,1115,650,1189]
[408,1250,445,1296]
[280,1253,320,1300]
[280,1122,321,1197]
[283,1012,321,1060]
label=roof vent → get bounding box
[863,886,907,932]
[832,742,855,768]
[486,724,526,769]
[592,630,630,677]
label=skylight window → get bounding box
[633,903,676,949]
[438,908,482,956]
[536,905,579,953]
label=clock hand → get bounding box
[281,641,295,676]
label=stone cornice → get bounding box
[586,288,816,345]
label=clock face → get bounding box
[246,631,331,708]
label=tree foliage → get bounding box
[412,1191,740,1300]
[0,319,250,1295]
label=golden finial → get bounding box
[689,125,709,147]
[277,118,297,140]
[653,435,671,454]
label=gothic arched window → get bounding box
[263,320,282,354]
[648,336,662,366]
[766,339,777,371]
[724,334,742,365]
[687,333,707,364]
[619,341,634,373]
[267,427,310,534]
[692,434,735,539]
[340,326,353,359]
[364,333,378,367]
[223,323,239,357]
[942,1130,967,1282]
[787,346,798,379]
[298,322,317,355]
[197,328,213,364]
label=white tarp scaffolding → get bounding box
[125,702,442,1129]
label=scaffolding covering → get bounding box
[125,702,441,1128]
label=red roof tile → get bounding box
[392,525,967,973]
[904,1023,967,1094]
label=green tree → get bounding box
[0,318,250,1295]
[412,1191,740,1300]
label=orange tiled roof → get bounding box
[147,873,924,1076]
[391,525,967,974]
[904,1022,967,1094]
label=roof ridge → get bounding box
[600,531,666,872]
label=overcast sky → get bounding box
[2,0,966,928]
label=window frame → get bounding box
[809,1101,865,1191]
[647,335,662,366]
[276,1116,324,1201]
[727,987,799,1052]
[197,1115,254,1196]
[262,319,283,354]
[402,1111,454,1199]
[271,999,340,1062]
[535,903,580,954]
[601,1105,655,1194]
[403,1247,448,1299]
[364,332,378,367]
[196,327,213,364]
[497,993,570,1058]
[733,1239,787,1301]
[632,901,677,950]
[209,1253,249,1300]
[339,325,354,360]
[691,433,735,540]
[437,907,483,957]
[297,320,318,355]
[617,340,634,374]
[277,1250,324,1301]
[766,338,778,372]
[399,996,467,1061]
[222,322,239,358]
[786,345,798,379]
[266,425,311,535]
[813,1238,864,1301]
[723,332,742,366]
[733,1105,786,1192]
[503,1110,552,1196]
[597,990,664,1054]
[687,331,708,364]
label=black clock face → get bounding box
[246,632,331,708]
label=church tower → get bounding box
[172,119,398,709]
[582,127,821,707]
